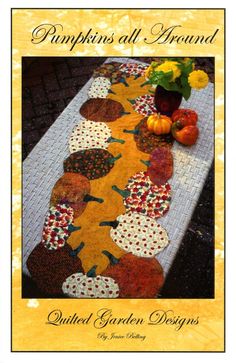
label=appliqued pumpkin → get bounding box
[62,265,119,298]
[50,173,104,218]
[80,98,129,122]
[147,113,172,135]
[141,147,173,186]
[112,171,171,219]
[26,241,85,296]
[100,212,169,257]
[124,117,174,154]
[88,77,112,98]
[64,149,122,180]
[128,94,157,116]
[41,204,81,250]
[101,251,164,298]
[119,63,148,79]
[93,62,128,86]
[69,120,124,154]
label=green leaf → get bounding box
[150,61,158,68]
[149,70,173,83]
[181,84,191,100]
[159,79,180,92]
[180,75,189,87]
[182,62,194,75]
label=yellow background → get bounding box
[12,9,224,351]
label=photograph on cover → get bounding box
[22,56,214,299]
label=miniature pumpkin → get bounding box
[26,241,85,296]
[128,94,157,116]
[123,117,174,154]
[101,251,164,298]
[50,173,104,218]
[41,204,81,250]
[64,149,122,180]
[171,108,198,126]
[141,147,173,186]
[119,63,148,79]
[69,120,124,154]
[93,62,128,86]
[100,212,169,257]
[62,265,119,298]
[147,113,172,135]
[112,171,171,219]
[88,77,114,99]
[80,98,130,122]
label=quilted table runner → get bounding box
[23,58,214,298]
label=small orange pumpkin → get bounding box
[147,113,172,135]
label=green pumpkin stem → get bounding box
[140,80,151,87]
[86,265,97,278]
[140,159,151,167]
[69,242,85,257]
[149,89,155,94]
[68,224,81,232]
[171,121,182,139]
[134,74,141,80]
[120,78,129,87]
[121,111,131,116]
[99,220,119,229]
[127,98,135,105]
[102,250,119,265]
[112,185,130,199]
[123,128,139,135]
[83,194,104,204]
[108,89,116,95]
[107,136,125,145]
[108,153,122,165]
[175,120,183,129]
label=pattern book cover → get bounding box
[11,7,225,352]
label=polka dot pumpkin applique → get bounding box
[119,63,148,79]
[62,265,119,298]
[112,171,171,219]
[69,120,124,154]
[26,242,85,296]
[88,77,112,99]
[128,94,157,116]
[100,212,169,257]
[64,149,122,180]
[41,203,81,250]
[50,173,104,219]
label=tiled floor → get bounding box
[22,57,214,298]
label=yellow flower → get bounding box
[188,70,209,90]
[155,61,181,81]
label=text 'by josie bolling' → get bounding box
[46,308,199,331]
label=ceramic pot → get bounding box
[154,85,182,116]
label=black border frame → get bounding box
[21,55,215,301]
[11,7,226,353]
